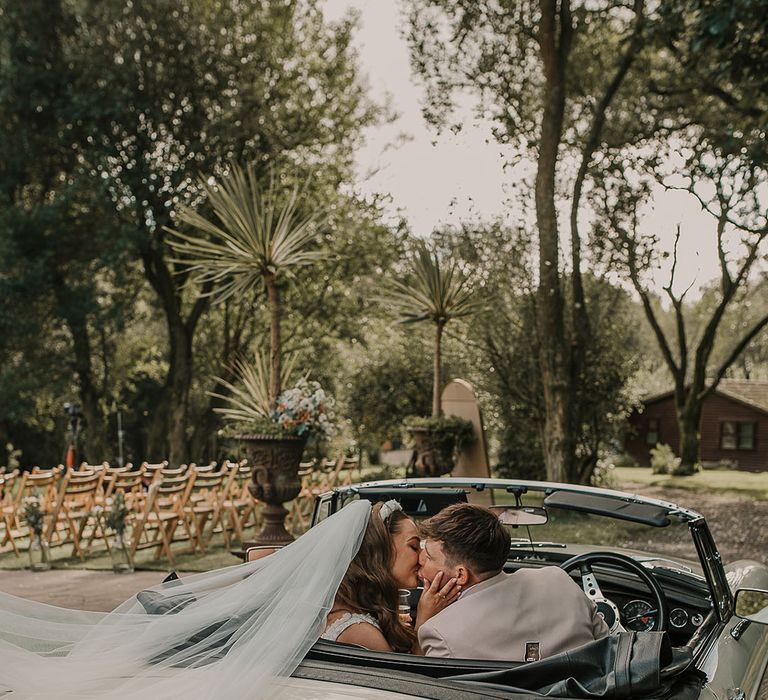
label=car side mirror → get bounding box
[734,588,768,624]
[490,505,548,527]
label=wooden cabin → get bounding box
[625,380,768,472]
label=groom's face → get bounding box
[418,538,457,586]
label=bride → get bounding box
[0,499,457,699]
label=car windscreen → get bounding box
[497,490,701,570]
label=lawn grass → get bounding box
[612,466,768,500]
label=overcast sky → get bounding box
[322,0,747,297]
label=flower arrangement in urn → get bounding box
[167,161,333,544]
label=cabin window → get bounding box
[645,418,659,446]
[720,421,756,450]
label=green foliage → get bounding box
[0,0,386,463]
[22,496,45,537]
[382,240,482,417]
[210,354,297,426]
[343,333,434,456]
[403,415,475,452]
[650,443,681,475]
[105,491,130,537]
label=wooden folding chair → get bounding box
[45,469,108,560]
[338,456,361,487]
[12,468,61,546]
[181,465,228,554]
[82,465,146,552]
[286,462,317,534]
[140,460,169,487]
[207,461,258,548]
[101,462,135,499]
[187,461,218,474]
[130,471,195,565]
[0,470,21,555]
[315,452,346,492]
[78,461,109,472]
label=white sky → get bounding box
[322,1,756,298]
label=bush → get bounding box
[650,443,680,475]
[590,457,617,488]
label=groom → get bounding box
[417,503,610,661]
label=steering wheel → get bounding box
[559,552,668,633]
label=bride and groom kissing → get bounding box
[323,499,610,661]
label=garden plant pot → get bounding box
[28,534,51,571]
[110,534,135,574]
[241,434,308,546]
[406,425,458,477]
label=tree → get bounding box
[588,0,768,474]
[168,163,326,413]
[431,222,639,483]
[405,0,650,481]
[0,0,143,461]
[1,0,381,464]
[384,242,481,417]
[600,150,768,474]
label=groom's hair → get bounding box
[422,504,510,576]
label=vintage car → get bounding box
[287,477,768,700]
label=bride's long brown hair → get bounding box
[333,501,416,652]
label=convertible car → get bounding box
[288,477,768,700]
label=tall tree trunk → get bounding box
[167,316,193,467]
[141,245,207,466]
[675,403,701,476]
[52,277,108,462]
[433,321,444,417]
[265,273,281,409]
[536,0,572,482]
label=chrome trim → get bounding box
[670,608,689,628]
[689,517,733,624]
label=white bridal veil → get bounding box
[0,499,372,700]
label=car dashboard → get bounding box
[504,555,712,646]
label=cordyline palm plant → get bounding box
[167,162,325,414]
[386,242,482,417]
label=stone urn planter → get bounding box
[406,417,474,478]
[242,433,308,546]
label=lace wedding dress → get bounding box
[0,499,371,699]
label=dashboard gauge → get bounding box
[691,613,704,627]
[621,599,657,632]
[670,608,689,628]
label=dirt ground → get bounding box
[627,484,768,566]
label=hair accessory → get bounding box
[379,499,403,522]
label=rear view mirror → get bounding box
[734,588,768,624]
[490,505,548,527]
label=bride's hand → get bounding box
[415,571,460,629]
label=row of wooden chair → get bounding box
[0,461,260,565]
[1,453,362,564]
[286,454,360,531]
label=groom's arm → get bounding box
[417,622,454,657]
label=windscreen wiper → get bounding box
[508,541,567,549]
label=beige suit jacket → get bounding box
[418,567,610,661]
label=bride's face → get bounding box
[390,517,421,588]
